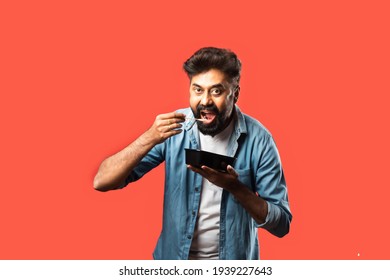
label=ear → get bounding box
[234,86,240,103]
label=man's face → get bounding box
[189,69,239,136]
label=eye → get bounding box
[193,87,202,94]
[211,88,222,95]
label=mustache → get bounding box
[196,104,219,115]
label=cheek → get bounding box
[215,98,228,111]
[218,100,234,115]
[189,95,199,109]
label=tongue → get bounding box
[202,112,216,124]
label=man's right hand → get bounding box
[93,111,186,191]
[144,112,186,145]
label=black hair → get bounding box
[183,47,241,85]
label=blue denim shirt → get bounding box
[124,106,292,259]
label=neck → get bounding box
[220,106,236,132]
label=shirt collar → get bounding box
[233,105,247,136]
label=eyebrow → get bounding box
[192,83,226,89]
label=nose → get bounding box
[200,92,213,106]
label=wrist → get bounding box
[225,178,243,194]
[139,130,159,148]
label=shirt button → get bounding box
[192,211,196,216]
[187,235,192,239]
[195,187,199,192]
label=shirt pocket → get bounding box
[231,168,254,203]
[236,168,252,185]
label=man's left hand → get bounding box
[187,164,239,191]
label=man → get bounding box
[93,47,292,260]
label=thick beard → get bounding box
[191,104,229,137]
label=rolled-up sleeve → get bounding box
[255,135,292,237]
[123,142,165,186]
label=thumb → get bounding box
[227,165,238,177]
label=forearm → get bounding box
[94,111,186,192]
[228,182,291,238]
[228,181,269,225]
[190,163,291,236]
[187,164,269,224]
[93,131,157,191]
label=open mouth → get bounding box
[200,110,217,124]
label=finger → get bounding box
[227,165,239,177]
[157,112,186,121]
[187,165,207,176]
[200,165,218,175]
[187,164,200,172]
[164,117,186,126]
[171,117,186,123]
[164,124,172,132]
[164,118,185,125]
[165,129,183,137]
[162,123,182,132]
[173,112,186,120]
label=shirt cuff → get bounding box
[256,201,282,230]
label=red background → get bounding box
[1,0,389,259]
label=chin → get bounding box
[198,120,222,136]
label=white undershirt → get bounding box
[189,120,235,260]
